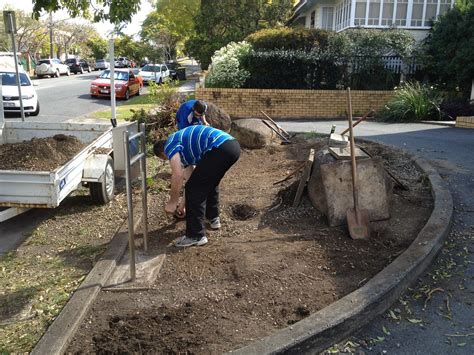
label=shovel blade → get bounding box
[346,208,370,239]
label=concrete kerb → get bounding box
[31,151,452,355]
[31,208,143,355]
[229,155,453,354]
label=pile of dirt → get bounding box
[0,134,86,171]
[68,138,433,354]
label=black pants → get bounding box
[185,140,240,239]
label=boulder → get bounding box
[230,118,275,149]
[308,149,392,227]
[205,102,232,132]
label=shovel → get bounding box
[346,88,370,239]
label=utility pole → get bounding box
[3,11,25,121]
[49,12,53,58]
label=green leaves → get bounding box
[423,5,474,98]
[31,0,141,24]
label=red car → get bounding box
[90,69,143,100]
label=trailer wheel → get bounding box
[90,157,115,204]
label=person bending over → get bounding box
[176,99,209,129]
[154,125,240,247]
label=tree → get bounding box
[87,36,108,59]
[141,0,199,60]
[423,5,474,98]
[186,0,261,69]
[186,0,295,69]
[54,22,97,58]
[259,0,294,27]
[31,0,141,24]
[0,8,49,58]
[114,35,146,62]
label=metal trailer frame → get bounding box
[0,120,137,223]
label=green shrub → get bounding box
[205,41,252,88]
[128,82,184,142]
[379,82,441,122]
[240,49,344,89]
[245,28,330,52]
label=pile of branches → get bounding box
[129,91,186,143]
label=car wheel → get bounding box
[80,67,84,74]
[124,89,130,100]
[55,69,60,78]
[137,85,142,96]
[66,69,71,76]
[158,78,163,85]
[37,75,43,79]
[88,67,91,73]
[30,102,40,116]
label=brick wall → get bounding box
[196,87,394,119]
[456,116,474,129]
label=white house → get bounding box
[288,0,455,41]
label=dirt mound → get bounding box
[68,138,434,354]
[0,135,86,171]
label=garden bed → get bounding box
[67,137,433,353]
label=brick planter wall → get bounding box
[196,87,394,119]
[456,116,474,129]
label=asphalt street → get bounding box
[279,120,474,354]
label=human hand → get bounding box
[175,201,186,218]
[165,200,177,215]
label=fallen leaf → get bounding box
[407,318,423,324]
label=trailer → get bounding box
[0,119,137,223]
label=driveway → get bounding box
[279,120,474,354]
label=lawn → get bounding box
[91,94,159,120]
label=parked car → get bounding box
[1,66,40,116]
[90,68,143,100]
[95,58,110,70]
[35,58,70,78]
[114,57,130,68]
[165,61,180,80]
[138,64,169,85]
[65,58,92,74]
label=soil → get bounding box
[0,134,86,171]
[66,137,434,354]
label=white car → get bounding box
[35,58,70,78]
[139,64,169,84]
[1,67,40,116]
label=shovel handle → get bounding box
[340,109,374,136]
[347,88,361,222]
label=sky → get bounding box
[0,0,154,38]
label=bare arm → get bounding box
[201,114,210,126]
[165,154,184,213]
[176,165,195,215]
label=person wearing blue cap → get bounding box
[154,125,240,247]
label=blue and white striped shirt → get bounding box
[164,126,234,166]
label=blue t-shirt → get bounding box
[176,100,204,130]
[164,126,234,166]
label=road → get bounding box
[279,120,474,354]
[29,72,110,122]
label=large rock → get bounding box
[308,149,392,227]
[230,118,275,149]
[205,102,232,132]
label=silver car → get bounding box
[95,59,110,70]
[35,58,70,78]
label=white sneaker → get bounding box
[209,217,221,229]
[175,235,208,247]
